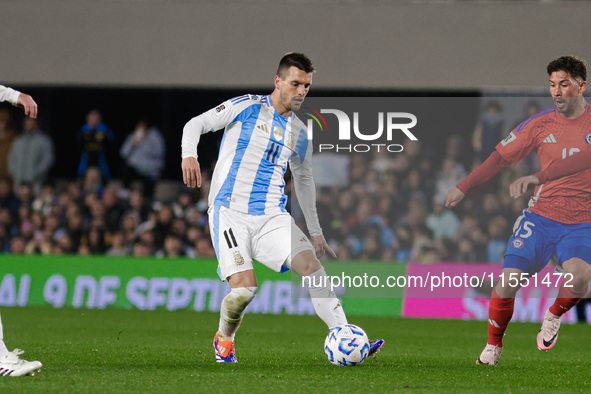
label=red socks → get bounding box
[487,288,515,347]
[549,284,589,317]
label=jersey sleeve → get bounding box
[495,122,538,165]
[289,139,322,236]
[181,97,249,159]
[0,85,21,106]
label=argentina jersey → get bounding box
[195,94,311,215]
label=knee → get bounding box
[495,284,519,298]
[231,286,257,306]
[291,250,322,277]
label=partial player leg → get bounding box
[538,257,591,351]
[290,251,384,357]
[477,266,524,365]
[0,311,42,376]
[214,270,257,363]
[291,250,347,329]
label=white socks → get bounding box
[218,287,257,341]
[0,313,8,356]
[307,267,348,329]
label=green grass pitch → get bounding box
[0,306,590,393]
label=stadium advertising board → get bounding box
[402,262,578,323]
[0,256,401,317]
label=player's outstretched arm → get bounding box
[310,234,337,259]
[17,93,38,119]
[181,157,202,188]
[509,150,591,199]
[446,151,511,208]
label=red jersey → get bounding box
[496,104,591,224]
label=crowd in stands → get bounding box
[0,100,542,263]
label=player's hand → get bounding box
[310,234,337,259]
[181,157,202,188]
[17,93,37,119]
[509,175,539,199]
[445,187,465,208]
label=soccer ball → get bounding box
[324,324,370,366]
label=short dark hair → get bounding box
[276,52,315,78]
[547,55,587,81]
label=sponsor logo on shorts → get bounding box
[512,238,524,249]
[300,236,308,243]
[585,132,591,145]
[233,251,245,266]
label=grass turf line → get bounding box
[0,306,589,393]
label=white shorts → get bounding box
[209,205,314,280]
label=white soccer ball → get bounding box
[324,324,370,366]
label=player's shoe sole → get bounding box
[213,332,237,363]
[537,309,561,351]
[368,339,385,357]
[476,344,502,365]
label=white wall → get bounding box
[1,1,589,90]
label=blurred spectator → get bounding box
[102,184,128,233]
[9,235,26,254]
[0,176,19,222]
[81,166,104,199]
[152,205,174,250]
[126,189,150,224]
[472,100,508,163]
[393,224,413,262]
[194,237,216,257]
[425,196,460,240]
[120,119,165,199]
[105,230,131,256]
[120,212,139,247]
[477,193,503,228]
[486,216,507,263]
[15,182,35,209]
[0,109,16,179]
[455,237,478,262]
[132,239,152,257]
[155,233,196,258]
[32,181,57,216]
[77,109,114,181]
[83,226,107,255]
[172,190,196,219]
[434,156,467,203]
[8,117,55,191]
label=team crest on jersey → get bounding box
[585,132,591,145]
[273,126,283,140]
[215,104,227,116]
[511,238,524,249]
[501,132,516,146]
[233,251,245,266]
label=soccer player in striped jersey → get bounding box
[0,84,42,376]
[446,55,591,365]
[181,53,384,363]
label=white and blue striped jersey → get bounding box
[182,94,321,234]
